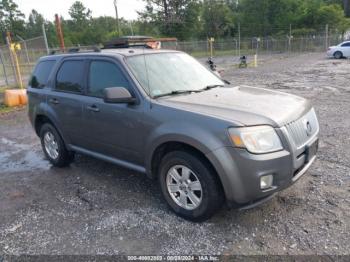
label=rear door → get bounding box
[81,58,145,164]
[47,58,87,147]
[28,60,57,122]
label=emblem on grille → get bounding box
[303,119,312,136]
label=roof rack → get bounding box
[49,46,101,55]
[103,36,177,49]
[68,46,101,53]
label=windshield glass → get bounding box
[126,52,224,98]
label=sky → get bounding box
[15,0,146,21]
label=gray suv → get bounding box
[28,47,319,221]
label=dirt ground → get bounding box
[0,53,349,256]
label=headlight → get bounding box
[228,126,283,154]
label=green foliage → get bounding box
[0,0,349,46]
[138,0,203,40]
[0,0,24,40]
[201,0,235,38]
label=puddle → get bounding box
[0,138,50,173]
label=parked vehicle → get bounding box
[28,44,320,221]
[327,41,350,59]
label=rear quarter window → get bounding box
[30,60,56,88]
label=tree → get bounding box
[0,0,25,41]
[26,9,45,37]
[139,0,202,40]
[68,1,92,30]
[202,0,235,38]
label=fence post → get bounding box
[17,35,30,67]
[238,23,241,57]
[289,24,292,53]
[6,35,18,86]
[325,24,329,50]
[0,49,9,86]
[42,23,50,55]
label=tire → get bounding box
[39,123,74,167]
[334,51,343,59]
[158,150,224,222]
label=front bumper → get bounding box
[326,50,334,57]
[206,135,319,205]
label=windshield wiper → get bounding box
[153,90,200,98]
[201,84,225,91]
[153,84,226,99]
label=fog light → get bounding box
[260,175,273,190]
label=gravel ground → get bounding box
[0,53,349,256]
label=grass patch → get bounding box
[0,86,8,94]
[0,103,25,114]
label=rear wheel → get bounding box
[158,150,224,222]
[40,123,74,167]
[334,51,343,59]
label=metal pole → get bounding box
[42,23,50,55]
[16,35,30,67]
[6,35,18,86]
[325,24,329,50]
[238,23,241,56]
[288,24,292,53]
[0,49,9,86]
[129,21,134,36]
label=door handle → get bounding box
[87,105,100,112]
[49,98,59,105]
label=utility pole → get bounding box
[55,14,65,52]
[114,0,121,36]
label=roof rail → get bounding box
[49,46,101,55]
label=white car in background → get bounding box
[327,41,350,59]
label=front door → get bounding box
[81,59,145,165]
[341,42,350,57]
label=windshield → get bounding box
[126,52,224,98]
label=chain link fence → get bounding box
[0,32,348,88]
[0,36,48,87]
[163,34,346,57]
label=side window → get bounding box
[341,42,350,47]
[30,60,56,88]
[56,60,85,93]
[88,61,130,97]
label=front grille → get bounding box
[285,108,319,148]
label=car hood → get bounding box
[157,85,311,127]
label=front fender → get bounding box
[144,121,226,177]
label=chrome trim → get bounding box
[285,108,320,150]
[292,156,316,182]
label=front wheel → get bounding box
[334,51,343,59]
[158,151,224,222]
[40,123,74,167]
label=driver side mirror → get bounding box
[103,87,136,104]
